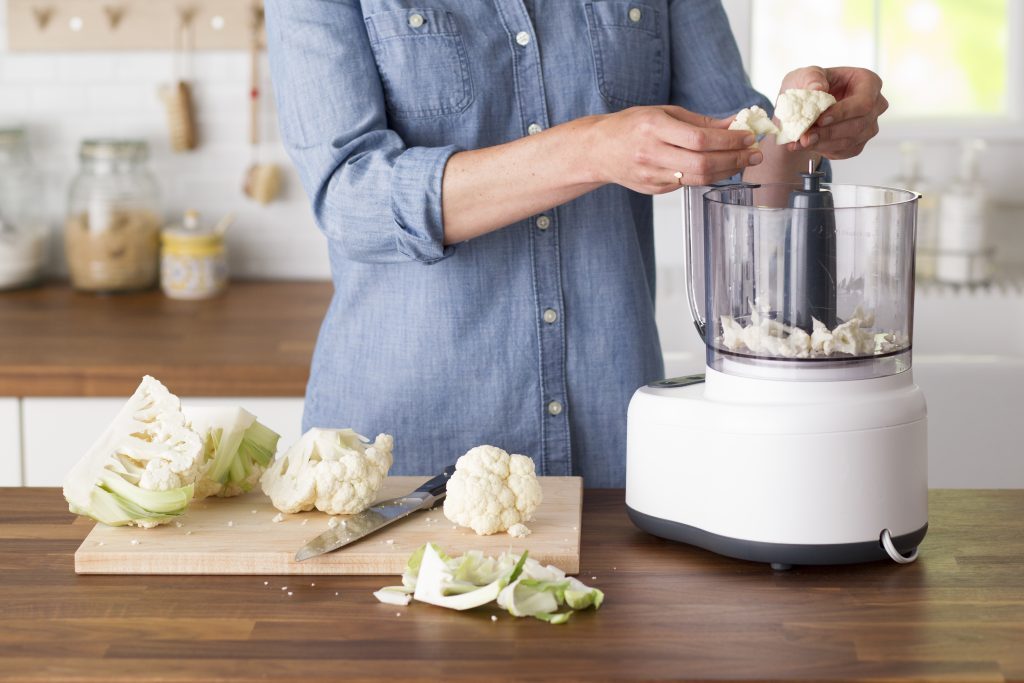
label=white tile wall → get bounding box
[0,3,331,280]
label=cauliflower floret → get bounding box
[443,446,543,536]
[260,428,393,515]
[728,105,780,138]
[186,407,280,500]
[774,88,837,144]
[63,375,203,528]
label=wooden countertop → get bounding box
[2,488,1022,682]
[0,282,332,397]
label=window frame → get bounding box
[722,0,1024,141]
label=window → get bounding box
[734,0,1021,134]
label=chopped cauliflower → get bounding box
[774,88,837,144]
[260,428,393,515]
[443,446,542,536]
[728,105,779,138]
[62,376,203,528]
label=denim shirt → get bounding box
[265,0,770,487]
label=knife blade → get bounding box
[294,464,456,562]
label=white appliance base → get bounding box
[625,369,929,568]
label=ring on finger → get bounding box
[673,171,684,185]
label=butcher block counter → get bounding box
[0,282,332,397]
[1,488,1022,682]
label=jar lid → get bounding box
[161,210,223,248]
[80,138,149,162]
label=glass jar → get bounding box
[161,210,228,300]
[65,139,161,292]
[0,128,47,290]
[685,182,919,381]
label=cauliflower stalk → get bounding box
[185,406,280,499]
[260,428,393,515]
[62,376,203,528]
[443,445,542,536]
[375,543,603,624]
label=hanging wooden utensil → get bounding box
[243,5,281,205]
[160,7,198,152]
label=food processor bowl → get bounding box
[685,183,919,381]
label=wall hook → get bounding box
[103,4,126,30]
[31,6,54,30]
[177,5,198,28]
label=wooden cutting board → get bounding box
[74,476,583,575]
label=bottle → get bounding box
[888,142,937,282]
[936,140,989,286]
[65,139,161,292]
[0,128,47,290]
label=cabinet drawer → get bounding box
[0,398,20,486]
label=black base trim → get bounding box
[627,505,928,566]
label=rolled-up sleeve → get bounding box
[264,0,457,264]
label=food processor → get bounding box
[625,171,928,569]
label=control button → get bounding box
[536,215,551,230]
[527,123,543,135]
[515,31,531,46]
[542,308,558,324]
[628,7,642,22]
[408,13,425,28]
[547,400,563,416]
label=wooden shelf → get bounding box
[7,0,263,52]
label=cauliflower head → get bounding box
[774,88,837,144]
[260,428,394,515]
[63,375,203,528]
[443,446,543,536]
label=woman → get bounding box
[264,0,886,487]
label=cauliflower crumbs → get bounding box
[130,539,140,545]
[272,513,285,523]
[507,523,532,538]
[227,520,234,527]
[327,517,340,529]
[491,615,498,622]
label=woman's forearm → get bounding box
[440,105,760,245]
[440,117,603,245]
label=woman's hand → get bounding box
[779,66,888,160]
[584,105,763,194]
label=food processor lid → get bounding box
[702,182,921,210]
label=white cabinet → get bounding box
[22,397,304,486]
[0,398,20,486]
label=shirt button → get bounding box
[536,215,551,230]
[547,400,563,416]
[527,123,543,135]
[408,13,425,28]
[515,31,531,46]
[628,7,642,22]
[542,308,558,324]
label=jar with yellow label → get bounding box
[160,210,228,300]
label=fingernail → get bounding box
[749,151,763,165]
[820,116,834,126]
[743,134,755,146]
[807,133,820,146]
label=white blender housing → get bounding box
[626,177,928,569]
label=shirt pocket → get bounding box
[364,8,474,120]
[585,1,665,109]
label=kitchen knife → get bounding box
[294,464,456,562]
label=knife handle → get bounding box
[415,463,457,498]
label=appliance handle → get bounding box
[682,186,707,340]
